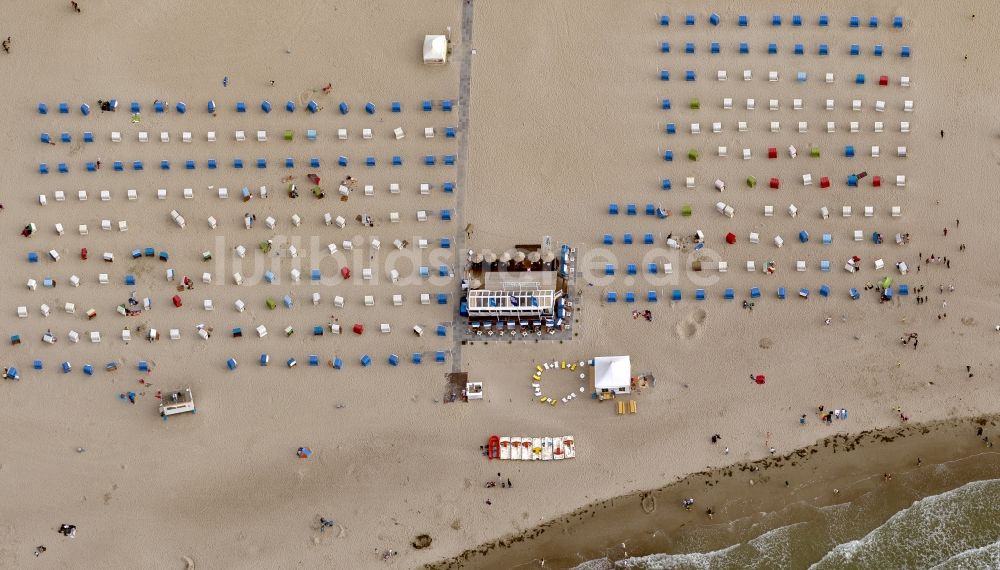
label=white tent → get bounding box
[593,356,631,394]
[423,35,448,64]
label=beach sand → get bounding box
[1,0,999,568]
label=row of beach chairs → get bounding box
[40,127,457,145]
[658,14,904,29]
[664,95,913,111]
[38,154,458,173]
[661,69,912,83]
[37,99,456,116]
[607,283,909,303]
[660,41,910,58]
[37,182,456,204]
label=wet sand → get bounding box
[428,415,1000,569]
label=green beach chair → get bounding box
[810,146,820,158]
[681,204,692,217]
[689,98,700,109]
[283,130,294,141]
[266,297,277,310]
[747,175,757,188]
[688,149,700,161]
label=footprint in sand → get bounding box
[675,321,698,339]
[760,337,773,349]
[691,308,707,325]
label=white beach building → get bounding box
[593,355,632,395]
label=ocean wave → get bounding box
[611,543,739,569]
[927,539,1000,570]
[809,479,1000,569]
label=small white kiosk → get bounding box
[593,356,632,395]
[423,35,448,65]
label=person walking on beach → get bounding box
[71,1,81,12]
[940,129,944,138]
[2,37,10,53]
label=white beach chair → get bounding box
[718,146,728,157]
[742,148,751,160]
[802,173,813,186]
[111,131,121,142]
[90,331,101,343]
[663,262,673,274]
[118,220,128,232]
[364,185,374,196]
[160,131,169,143]
[875,101,886,112]
[389,183,400,194]
[794,98,803,110]
[872,146,880,158]
[718,261,728,273]
[183,188,194,199]
[290,269,301,282]
[874,259,885,270]
[820,206,829,220]
[101,219,112,231]
[825,99,834,111]
[850,122,860,133]
[769,99,779,111]
[157,189,167,199]
[690,123,701,135]
[394,127,404,140]
[900,76,910,87]
[891,206,901,217]
[338,128,348,140]
[746,98,755,110]
[364,296,375,307]
[864,206,874,217]
[417,211,428,222]
[100,190,111,201]
[796,260,806,272]
[335,215,346,228]
[827,121,836,133]
[717,70,727,81]
[182,131,192,142]
[342,240,354,251]
[749,232,760,244]
[218,187,228,199]
[424,127,435,138]
[256,325,268,338]
[897,146,907,158]
[389,212,400,223]
[122,329,131,342]
[264,216,276,229]
[78,190,88,201]
[207,131,216,142]
[235,130,246,142]
[138,131,149,142]
[169,329,180,340]
[773,236,784,248]
[798,121,808,133]
[738,121,748,132]
[875,121,884,133]
[55,223,64,235]
[852,100,862,112]
[420,183,431,195]
[723,97,732,110]
[686,176,695,188]
[234,299,245,313]
[54,191,65,201]
[903,100,914,112]
[768,71,778,82]
[334,296,345,308]
[362,128,373,139]
[78,224,88,235]
[843,206,853,217]
[207,216,217,229]
[900,122,910,133]
[392,294,403,307]
[743,69,752,81]
[763,205,774,217]
[770,121,780,132]
[257,130,267,142]
[896,175,906,187]
[854,230,863,241]
[291,214,302,227]
[203,300,214,311]
[127,189,137,200]
[712,122,722,133]
[312,292,321,305]
[747,260,756,272]
[380,323,391,334]
[788,204,798,218]
[825,72,834,83]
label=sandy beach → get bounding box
[2,1,999,568]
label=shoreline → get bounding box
[426,415,1000,569]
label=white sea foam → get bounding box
[809,479,1000,569]
[928,538,1000,570]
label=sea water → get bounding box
[576,479,1000,570]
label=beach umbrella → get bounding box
[725,232,737,244]
[484,251,498,264]
[499,252,512,263]
[513,251,526,263]
[542,251,556,263]
[528,251,541,263]
[754,375,766,385]
[472,253,484,264]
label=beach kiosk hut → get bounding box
[593,355,631,396]
[423,35,448,64]
[159,388,195,417]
